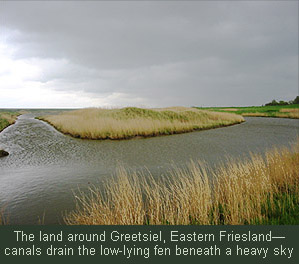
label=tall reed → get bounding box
[65,141,299,225]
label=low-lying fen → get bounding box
[198,104,299,119]
[39,107,244,140]
[65,141,299,225]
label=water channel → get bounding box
[0,114,298,224]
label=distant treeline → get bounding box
[265,96,299,106]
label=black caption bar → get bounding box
[0,226,298,264]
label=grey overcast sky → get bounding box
[0,1,298,108]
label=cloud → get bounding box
[0,1,298,107]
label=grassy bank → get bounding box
[0,110,20,156]
[0,110,19,132]
[39,107,244,140]
[65,141,299,225]
[196,104,299,119]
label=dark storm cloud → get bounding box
[1,1,298,107]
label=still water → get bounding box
[0,114,298,224]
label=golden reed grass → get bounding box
[242,109,299,119]
[242,113,268,117]
[0,111,19,132]
[40,107,244,140]
[280,108,299,113]
[0,113,17,124]
[220,108,238,112]
[65,141,299,225]
[278,108,299,119]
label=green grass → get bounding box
[196,104,299,118]
[253,188,299,225]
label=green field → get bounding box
[196,104,299,119]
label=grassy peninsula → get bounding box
[40,107,244,140]
[65,142,299,225]
[198,104,299,119]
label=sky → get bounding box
[0,1,298,108]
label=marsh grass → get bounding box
[277,108,299,119]
[199,104,299,119]
[65,142,299,225]
[197,104,299,118]
[40,107,244,140]
[0,111,19,132]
